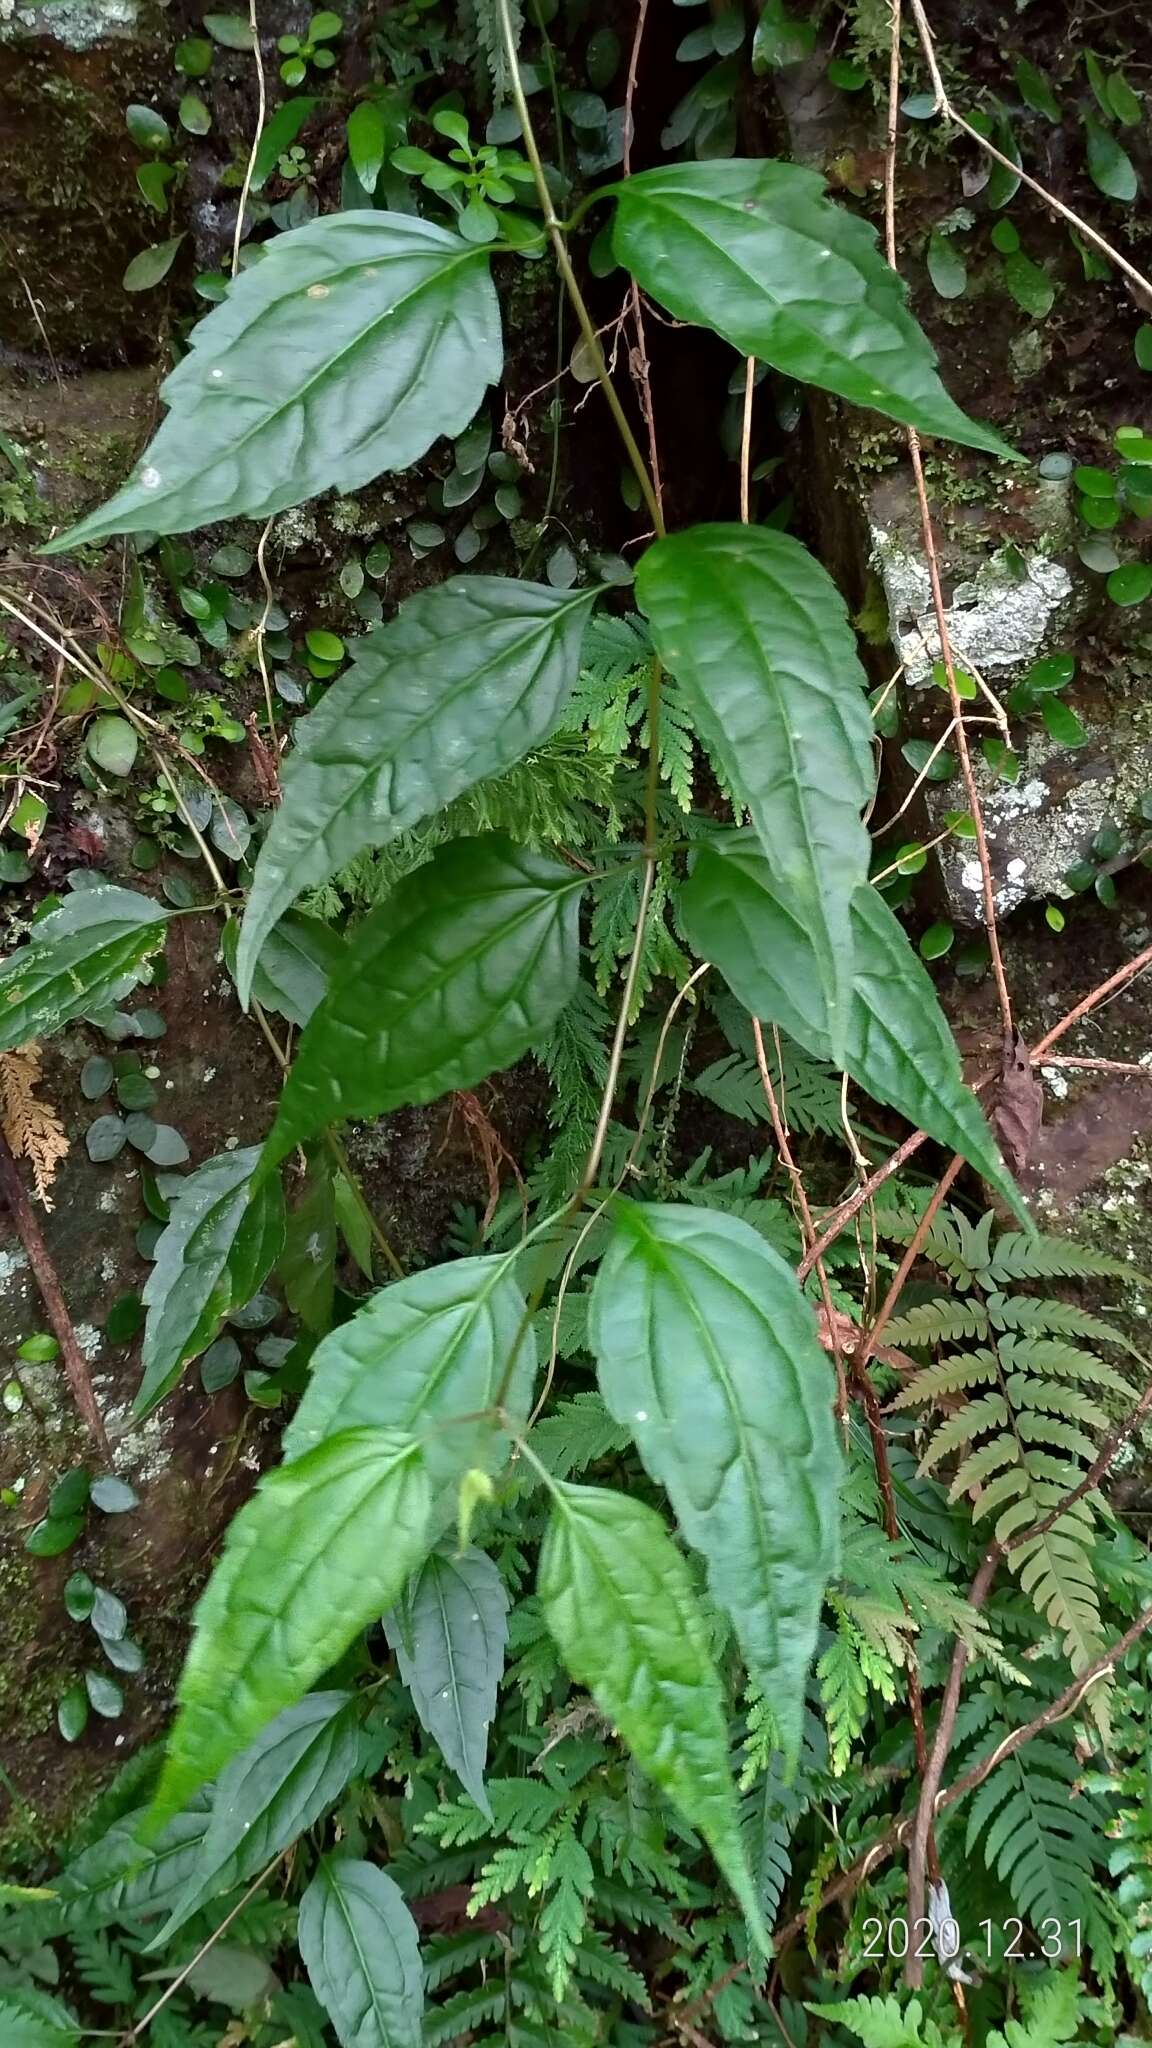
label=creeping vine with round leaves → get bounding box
[15,12,1035,2020]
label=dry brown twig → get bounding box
[0,1126,110,1457]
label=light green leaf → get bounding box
[384,1547,508,1817]
[347,99,386,193]
[203,12,255,47]
[155,1693,362,1943]
[151,1429,430,1825]
[682,832,1022,1216]
[235,579,595,1002]
[590,1201,841,1765]
[1084,112,1138,202]
[263,836,584,1167]
[86,715,139,776]
[221,910,344,1028]
[636,525,873,1061]
[55,1798,212,1927]
[136,1146,286,1417]
[123,236,185,292]
[0,886,167,1054]
[0,1992,81,2047]
[45,213,501,549]
[282,1253,536,1489]
[538,1479,766,1947]
[251,95,318,189]
[609,160,1015,457]
[299,1858,423,2048]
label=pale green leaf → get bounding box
[384,1548,508,1817]
[151,1430,431,1824]
[347,99,386,193]
[590,1201,841,1765]
[264,836,584,1166]
[299,1858,423,2048]
[682,832,1021,1215]
[636,525,873,1059]
[236,579,595,1002]
[155,1692,362,1942]
[538,1480,766,1947]
[45,213,501,548]
[282,1253,536,1489]
[136,1146,286,1416]
[610,161,1015,457]
[0,886,168,1054]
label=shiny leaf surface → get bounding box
[590,1200,841,1765]
[236,579,595,1001]
[45,214,501,547]
[264,836,584,1165]
[0,888,168,1054]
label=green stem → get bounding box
[322,1129,405,1281]
[492,0,664,542]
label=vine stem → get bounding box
[908,0,1152,307]
[124,1849,289,2042]
[231,0,268,276]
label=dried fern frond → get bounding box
[0,1043,69,1209]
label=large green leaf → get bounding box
[538,1479,766,1946]
[0,887,167,1053]
[54,1798,212,1928]
[44,213,501,548]
[384,1547,508,1818]
[298,1858,423,2048]
[221,910,344,1029]
[635,524,873,1056]
[682,832,1022,1214]
[151,1429,430,1825]
[136,1146,286,1417]
[236,579,596,1003]
[590,1201,841,1766]
[282,1252,536,1489]
[609,161,1015,457]
[264,836,585,1168]
[155,1692,362,1943]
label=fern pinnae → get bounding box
[889,1348,999,1411]
[882,1297,991,1347]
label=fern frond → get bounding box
[573,1927,651,2008]
[71,1928,135,2006]
[0,1043,68,1209]
[988,1232,1138,1284]
[889,1349,999,1411]
[962,1727,1106,1927]
[806,1995,951,2048]
[998,1333,1131,1398]
[422,1929,503,1994]
[527,1393,631,1481]
[988,1292,1133,1350]
[883,1298,991,1347]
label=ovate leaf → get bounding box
[151,1430,430,1824]
[682,832,1022,1215]
[45,213,502,548]
[299,1858,423,2048]
[136,1147,286,1416]
[236,578,595,1002]
[538,1480,765,1946]
[590,1201,841,1764]
[0,887,167,1053]
[610,161,1015,457]
[384,1547,508,1816]
[1084,113,1138,202]
[283,1253,536,1488]
[264,836,584,1166]
[636,525,873,1060]
[155,1693,362,1942]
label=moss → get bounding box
[1059,1136,1152,1328]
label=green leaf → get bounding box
[609,160,1015,457]
[155,1693,362,1942]
[299,1858,423,2048]
[1084,113,1137,202]
[538,1480,766,1947]
[281,1161,337,1335]
[1106,563,1152,606]
[126,102,172,151]
[347,99,386,193]
[45,214,501,549]
[681,832,1021,1215]
[203,11,255,47]
[56,1799,212,1927]
[282,1252,536,1489]
[590,1201,840,1764]
[1042,698,1087,747]
[384,1548,508,1817]
[151,1429,430,1824]
[179,93,212,135]
[0,886,167,1054]
[263,837,584,1166]
[636,525,873,1063]
[235,578,594,1001]
[1003,250,1054,319]
[86,715,139,777]
[123,236,185,292]
[926,229,966,299]
[1015,57,1060,121]
[221,910,343,1028]
[251,95,318,189]
[0,1991,81,2046]
[136,1147,286,1416]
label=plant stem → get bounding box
[0,1127,111,1459]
